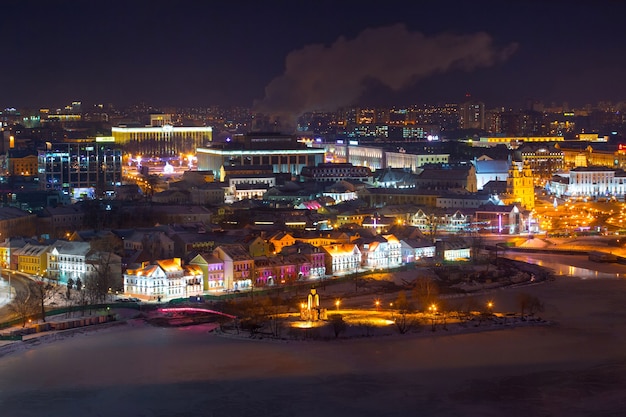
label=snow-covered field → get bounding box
[1,275,626,417]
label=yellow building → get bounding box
[14,243,50,276]
[268,232,296,253]
[505,161,535,210]
[479,136,565,145]
[557,143,626,169]
[8,151,38,176]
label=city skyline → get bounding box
[2,0,626,114]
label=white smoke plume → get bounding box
[253,24,517,127]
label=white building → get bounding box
[385,151,449,172]
[322,243,361,275]
[567,166,626,197]
[357,234,402,270]
[410,209,471,234]
[400,239,436,263]
[124,258,203,300]
[47,241,91,284]
[473,157,510,190]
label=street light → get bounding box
[335,299,340,310]
[375,300,380,311]
[429,303,437,331]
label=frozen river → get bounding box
[3,276,626,417]
[502,251,626,279]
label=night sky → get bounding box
[2,0,626,113]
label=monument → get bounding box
[300,288,327,321]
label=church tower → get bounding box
[506,161,535,210]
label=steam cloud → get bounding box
[254,24,517,126]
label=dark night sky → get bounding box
[2,0,626,113]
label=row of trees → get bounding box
[391,276,545,334]
[8,274,118,328]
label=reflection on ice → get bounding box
[504,254,624,279]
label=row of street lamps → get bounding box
[332,298,495,315]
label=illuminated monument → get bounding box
[300,288,327,321]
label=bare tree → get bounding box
[412,276,439,311]
[426,209,445,242]
[328,314,347,338]
[7,288,37,327]
[66,277,75,301]
[31,280,57,323]
[393,291,418,334]
[74,278,90,315]
[86,236,123,303]
[518,292,544,318]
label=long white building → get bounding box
[549,166,626,197]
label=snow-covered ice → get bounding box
[2,274,626,416]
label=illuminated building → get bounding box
[557,142,626,169]
[221,165,276,202]
[188,253,225,291]
[566,166,626,197]
[343,145,384,170]
[517,143,563,179]
[355,234,402,269]
[442,240,471,261]
[38,141,123,199]
[7,150,38,176]
[280,242,326,280]
[329,143,450,172]
[474,204,524,234]
[473,157,510,190]
[197,133,324,180]
[124,258,203,300]
[472,136,565,148]
[460,100,485,130]
[46,241,91,284]
[505,161,535,210]
[409,209,471,234]
[14,243,50,276]
[300,163,373,183]
[251,256,297,286]
[268,232,296,253]
[400,238,435,263]
[111,123,212,157]
[384,150,449,172]
[213,244,254,291]
[322,243,361,275]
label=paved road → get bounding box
[0,271,33,323]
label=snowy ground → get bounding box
[1,275,626,416]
